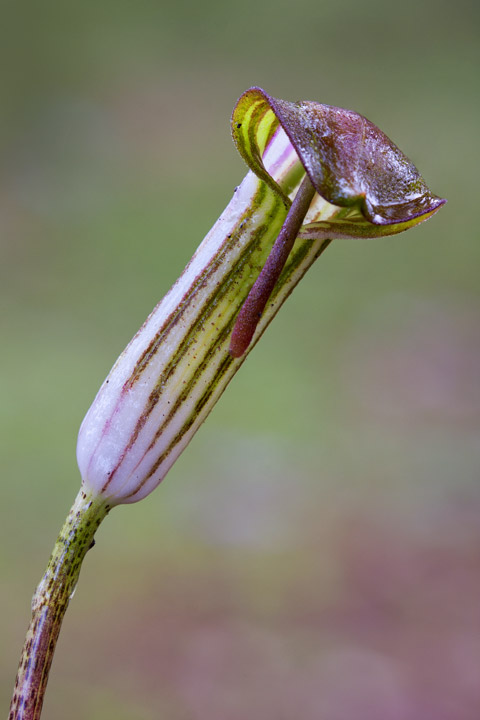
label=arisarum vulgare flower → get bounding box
[10,87,445,720]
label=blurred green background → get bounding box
[1,0,479,717]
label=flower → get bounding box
[76,87,445,505]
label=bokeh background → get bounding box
[1,0,479,717]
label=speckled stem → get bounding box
[9,491,109,720]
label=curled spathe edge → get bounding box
[232,86,446,240]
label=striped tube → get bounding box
[77,128,336,505]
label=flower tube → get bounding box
[10,87,445,720]
[77,87,445,505]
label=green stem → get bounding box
[9,491,109,720]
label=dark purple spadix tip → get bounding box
[229,175,316,357]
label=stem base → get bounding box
[9,490,108,720]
